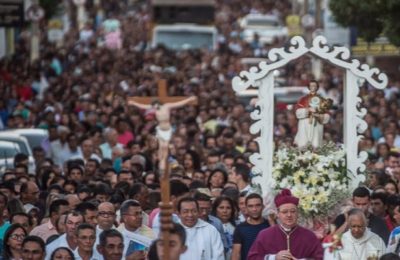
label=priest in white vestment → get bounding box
[338,208,386,260]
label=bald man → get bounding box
[339,208,386,260]
[94,202,117,254]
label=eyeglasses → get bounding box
[98,211,115,217]
[10,234,25,241]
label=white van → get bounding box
[152,24,218,51]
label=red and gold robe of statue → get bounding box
[294,94,330,148]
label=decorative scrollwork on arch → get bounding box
[231,36,388,195]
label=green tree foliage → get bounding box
[329,0,400,46]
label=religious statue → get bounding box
[128,96,197,168]
[294,80,332,149]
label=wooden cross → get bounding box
[128,79,198,105]
[128,79,197,260]
[158,144,173,260]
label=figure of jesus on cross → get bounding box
[127,79,197,169]
[129,97,196,146]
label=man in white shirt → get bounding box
[100,128,123,159]
[62,133,83,164]
[178,197,224,260]
[118,200,155,259]
[97,202,116,232]
[74,223,102,260]
[49,125,70,167]
[93,202,116,256]
[229,163,254,193]
[46,211,84,260]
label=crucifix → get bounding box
[127,79,197,259]
[128,79,197,153]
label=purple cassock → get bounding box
[247,225,324,260]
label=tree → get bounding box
[329,0,400,46]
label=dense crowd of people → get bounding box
[1,0,400,259]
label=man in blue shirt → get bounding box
[231,193,269,260]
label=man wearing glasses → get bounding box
[118,200,155,259]
[74,223,102,260]
[96,202,117,238]
[339,208,386,259]
[93,202,117,257]
[248,189,323,260]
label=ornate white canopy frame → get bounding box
[232,36,388,197]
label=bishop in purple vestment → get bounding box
[247,189,323,260]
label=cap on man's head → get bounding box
[275,189,299,208]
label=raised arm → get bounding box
[165,96,197,110]
[127,99,152,110]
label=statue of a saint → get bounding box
[294,81,332,149]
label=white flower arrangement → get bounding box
[272,142,350,218]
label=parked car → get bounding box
[0,140,21,173]
[0,128,49,152]
[0,133,35,172]
[239,14,288,44]
[152,24,218,51]
[0,133,32,155]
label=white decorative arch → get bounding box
[232,36,388,197]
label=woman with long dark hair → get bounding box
[211,196,237,259]
[183,150,201,178]
[3,223,27,260]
